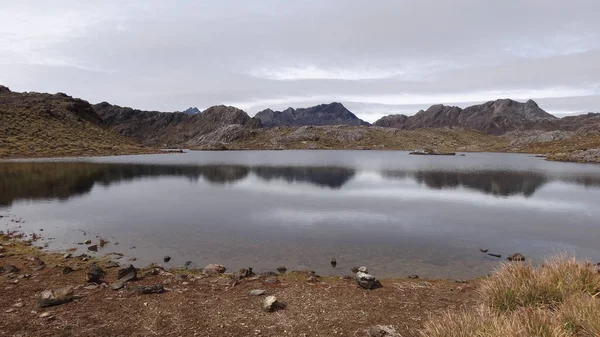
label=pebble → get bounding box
[262,296,285,312]
[276,265,287,274]
[13,302,24,308]
[5,308,15,313]
[83,240,91,245]
[39,312,53,318]
[248,289,266,296]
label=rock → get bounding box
[84,284,99,290]
[365,325,402,337]
[276,265,287,274]
[104,261,120,268]
[262,276,279,284]
[203,264,226,275]
[306,275,319,283]
[351,266,359,273]
[39,312,53,319]
[5,308,15,313]
[249,289,266,296]
[358,266,368,273]
[234,267,254,280]
[112,264,137,290]
[117,264,137,281]
[13,302,24,308]
[87,245,98,252]
[38,286,74,308]
[83,240,91,245]
[163,256,171,263]
[479,248,489,253]
[262,296,285,312]
[62,266,74,275]
[356,272,382,290]
[0,265,19,273]
[408,274,419,279]
[330,258,337,267]
[488,253,502,258]
[63,253,72,259]
[128,257,137,262]
[418,281,431,287]
[135,284,164,295]
[507,253,526,262]
[86,264,104,283]
[29,257,46,271]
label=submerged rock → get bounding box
[488,253,502,258]
[87,245,98,252]
[163,256,171,263]
[330,258,337,268]
[507,253,526,262]
[262,296,285,312]
[356,271,382,290]
[38,286,74,308]
[408,275,419,279]
[276,265,287,274]
[479,248,489,253]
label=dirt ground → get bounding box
[0,240,477,337]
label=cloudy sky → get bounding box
[1,1,599,122]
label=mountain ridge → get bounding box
[255,102,369,127]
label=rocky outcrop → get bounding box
[95,102,261,147]
[255,102,369,127]
[374,99,557,135]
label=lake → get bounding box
[1,150,600,279]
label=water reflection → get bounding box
[2,162,600,206]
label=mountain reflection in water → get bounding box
[1,162,600,206]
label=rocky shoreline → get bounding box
[0,234,477,337]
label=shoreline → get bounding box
[0,234,477,337]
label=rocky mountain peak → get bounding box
[255,102,369,127]
[0,85,11,93]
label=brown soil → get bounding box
[0,240,477,337]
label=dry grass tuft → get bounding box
[421,256,600,337]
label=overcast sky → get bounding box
[1,1,599,122]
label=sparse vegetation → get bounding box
[421,256,600,337]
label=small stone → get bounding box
[135,284,164,295]
[276,265,287,274]
[306,275,319,283]
[86,264,104,283]
[62,266,74,275]
[203,264,226,275]
[507,253,526,262]
[13,302,24,308]
[83,284,99,290]
[117,264,137,281]
[330,259,337,268]
[63,253,72,259]
[357,266,368,273]
[455,279,468,284]
[351,266,359,273]
[356,271,381,290]
[5,308,15,313]
[488,253,502,258]
[87,245,98,252]
[479,248,489,253]
[341,275,353,281]
[234,267,254,280]
[249,289,266,296]
[408,274,419,279]
[163,256,171,263]
[38,286,74,308]
[262,276,279,284]
[418,281,431,287]
[162,278,172,285]
[262,296,285,312]
[104,261,119,268]
[39,312,52,318]
[83,240,91,245]
[365,325,402,337]
[0,265,19,273]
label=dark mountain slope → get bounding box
[255,102,369,127]
[95,102,260,147]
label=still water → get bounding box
[1,151,600,278]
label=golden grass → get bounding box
[421,256,600,337]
